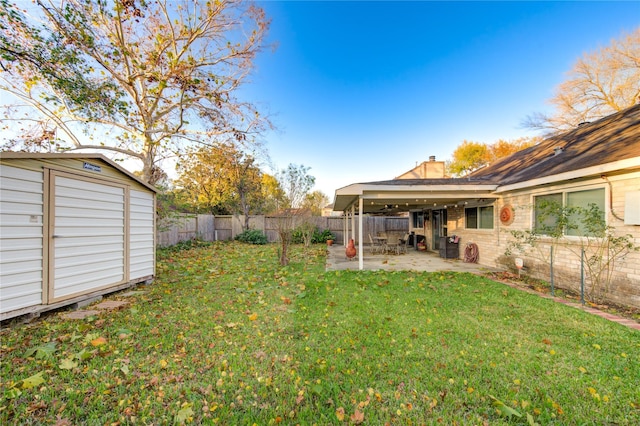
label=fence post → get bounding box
[580,248,585,305]
[550,246,555,297]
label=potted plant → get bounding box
[316,229,335,246]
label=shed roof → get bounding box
[0,152,158,193]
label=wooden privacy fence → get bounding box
[157,214,409,247]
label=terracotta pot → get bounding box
[345,238,357,259]
[326,239,334,246]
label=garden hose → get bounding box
[464,242,479,263]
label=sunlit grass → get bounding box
[1,242,638,424]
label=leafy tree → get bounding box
[523,28,640,133]
[483,137,540,163]
[174,143,263,222]
[447,140,487,176]
[447,137,539,177]
[0,0,271,184]
[257,173,285,215]
[302,190,330,216]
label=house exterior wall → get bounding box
[496,174,640,308]
[403,172,640,308]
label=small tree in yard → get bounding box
[506,200,638,303]
[274,164,315,265]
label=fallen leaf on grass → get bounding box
[174,403,194,425]
[489,395,522,418]
[59,358,78,370]
[350,409,365,424]
[90,336,107,347]
[21,372,46,389]
[248,313,258,321]
[336,407,345,421]
[24,342,57,360]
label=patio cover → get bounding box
[333,178,498,269]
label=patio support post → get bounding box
[343,211,348,246]
[358,196,364,270]
[351,205,356,243]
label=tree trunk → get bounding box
[241,193,250,231]
[279,239,289,266]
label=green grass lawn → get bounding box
[1,242,639,425]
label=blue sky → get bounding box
[243,0,639,201]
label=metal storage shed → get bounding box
[0,153,157,321]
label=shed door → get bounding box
[50,172,127,302]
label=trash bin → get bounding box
[439,236,459,259]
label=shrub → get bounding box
[292,226,336,244]
[313,228,335,244]
[235,229,268,245]
[158,238,212,254]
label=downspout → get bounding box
[601,175,624,221]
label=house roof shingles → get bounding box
[333,105,639,212]
[468,104,640,185]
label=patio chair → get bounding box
[397,233,410,255]
[368,234,381,254]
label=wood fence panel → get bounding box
[214,216,233,241]
[197,215,215,241]
[157,214,409,247]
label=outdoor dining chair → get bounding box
[368,234,381,254]
[397,233,410,255]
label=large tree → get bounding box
[0,0,270,184]
[302,190,330,216]
[523,28,640,133]
[447,137,539,177]
[174,143,263,220]
[257,173,285,215]
[446,140,487,177]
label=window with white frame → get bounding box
[533,188,605,237]
[465,206,494,229]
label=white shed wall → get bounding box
[0,165,44,313]
[52,175,125,299]
[129,190,155,279]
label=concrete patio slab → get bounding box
[326,244,499,274]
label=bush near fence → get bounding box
[157,214,408,247]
